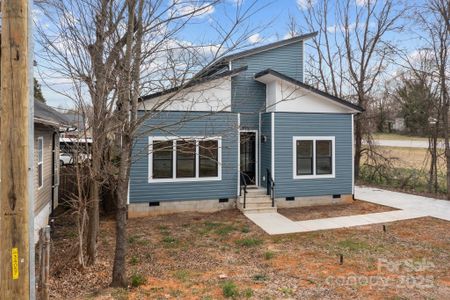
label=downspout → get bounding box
[51,131,57,216]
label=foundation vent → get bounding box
[285,196,295,201]
[333,194,341,199]
[219,198,229,203]
[149,201,160,207]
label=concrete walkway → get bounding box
[245,186,450,235]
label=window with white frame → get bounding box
[38,137,44,188]
[149,137,222,182]
[293,136,335,179]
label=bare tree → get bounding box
[36,0,266,287]
[412,0,450,198]
[299,0,405,178]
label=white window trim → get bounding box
[38,136,44,189]
[148,136,222,183]
[292,136,335,179]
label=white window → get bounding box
[38,137,44,188]
[293,136,335,179]
[149,136,222,182]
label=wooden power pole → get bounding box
[0,0,34,299]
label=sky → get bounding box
[33,0,424,110]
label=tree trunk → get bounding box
[111,137,131,287]
[86,180,99,265]
[444,108,450,199]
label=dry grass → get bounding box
[373,133,443,142]
[374,146,446,172]
[48,209,450,300]
[278,200,395,221]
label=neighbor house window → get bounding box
[38,137,44,188]
[293,136,335,179]
[149,137,221,182]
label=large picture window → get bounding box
[149,137,221,182]
[293,136,335,179]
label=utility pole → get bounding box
[0,0,34,299]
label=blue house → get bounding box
[128,33,363,217]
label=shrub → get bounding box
[243,288,253,298]
[252,274,268,281]
[222,281,239,298]
[130,274,145,287]
[264,251,275,260]
[129,255,138,265]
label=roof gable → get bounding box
[254,69,364,113]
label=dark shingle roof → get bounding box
[34,100,71,127]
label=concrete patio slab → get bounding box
[244,186,450,235]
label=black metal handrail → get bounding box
[266,169,275,207]
[240,172,248,209]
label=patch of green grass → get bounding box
[280,287,294,296]
[264,251,275,260]
[252,274,268,281]
[130,273,146,287]
[337,239,370,251]
[242,288,253,298]
[222,281,239,298]
[158,225,169,231]
[129,255,139,265]
[241,225,250,233]
[173,269,190,282]
[216,225,235,236]
[235,238,263,247]
[204,221,223,229]
[128,235,138,244]
[162,236,178,246]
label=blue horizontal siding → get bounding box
[129,111,238,203]
[274,113,353,197]
[231,41,304,129]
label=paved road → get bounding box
[244,186,450,235]
[374,139,446,149]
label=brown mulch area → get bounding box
[278,200,396,221]
[47,209,450,300]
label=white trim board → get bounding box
[292,136,336,179]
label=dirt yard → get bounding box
[278,200,395,221]
[48,209,450,300]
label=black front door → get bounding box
[240,132,256,185]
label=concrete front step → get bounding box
[239,206,277,213]
[239,202,274,209]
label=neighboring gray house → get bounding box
[34,100,70,240]
[128,33,363,217]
